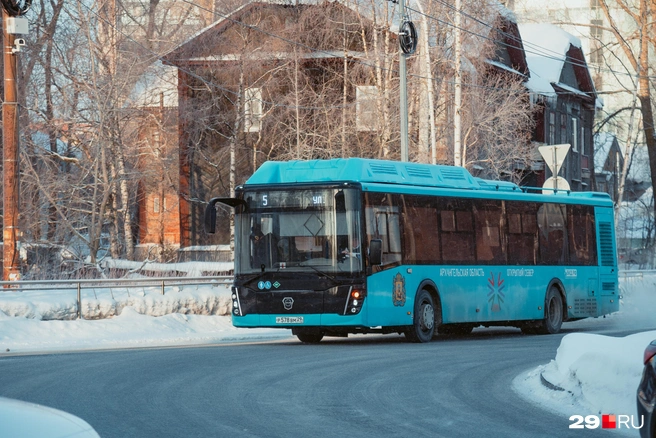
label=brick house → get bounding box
[159,0,542,246]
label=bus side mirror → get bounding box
[204,197,248,234]
[204,198,220,234]
[369,239,382,266]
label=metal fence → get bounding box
[618,270,656,279]
[0,276,234,319]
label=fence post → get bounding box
[77,282,82,320]
[161,280,165,295]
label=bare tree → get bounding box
[594,0,656,220]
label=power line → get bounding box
[425,0,651,80]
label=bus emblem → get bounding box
[487,272,505,312]
[392,273,406,307]
[282,297,294,310]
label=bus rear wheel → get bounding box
[295,329,324,344]
[536,286,564,335]
[405,289,435,343]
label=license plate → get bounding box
[276,316,304,324]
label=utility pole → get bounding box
[2,5,29,283]
[397,0,417,162]
[453,0,462,167]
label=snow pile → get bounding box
[538,332,652,414]
[514,271,656,425]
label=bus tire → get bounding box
[536,286,564,335]
[405,289,435,343]
[296,329,324,344]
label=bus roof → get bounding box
[244,158,612,204]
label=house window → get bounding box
[560,114,567,144]
[571,118,578,152]
[356,85,378,131]
[154,197,160,213]
[590,19,603,39]
[590,0,600,9]
[549,112,555,144]
[244,87,262,133]
[589,20,604,65]
[581,125,586,156]
[590,48,603,65]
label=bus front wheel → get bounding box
[536,286,564,334]
[405,289,435,343]
[295,329,324,344]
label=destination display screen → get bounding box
[245,189,337,210]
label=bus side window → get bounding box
[506,202,539,265]
[365,193,402,269]
[374,211,401,266]
[439,199,475,263]
[537,203,568,265]
[568,205,597,265]
[401,195,440,264]
[473,200,505,264]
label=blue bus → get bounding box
[205,158,619,343]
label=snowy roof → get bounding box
[519,23,582,96]
[128,60,178,109]
[595,132,650,182]
[594,132,617,173]
[29,131,82,160]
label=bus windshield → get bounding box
[235,187,362,275]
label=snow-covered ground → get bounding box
[0,281,292,353]
[1,271,655,433]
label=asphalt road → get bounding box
[0,324,642,438]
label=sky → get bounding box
[0,271,655,436]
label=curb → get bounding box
[540,372,566,392]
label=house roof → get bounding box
[128,60,178,109]
[163,0,525,79]
[519,23,595,100]
[163,0,399,65]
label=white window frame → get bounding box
[244,87,262,133]
[571,118,578,152]
[356,85,378,132]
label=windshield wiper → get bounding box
[297,263,337,282]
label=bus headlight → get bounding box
[344,287,366,315]
[232,287,243,317]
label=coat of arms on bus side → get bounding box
[392,273,406,307]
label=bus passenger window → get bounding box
[538,203,568,265]
[473,200,505,265]
[568,205,597,265]
[401,195,440,264]
[506,202,539,265]
[439,199,475,263]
